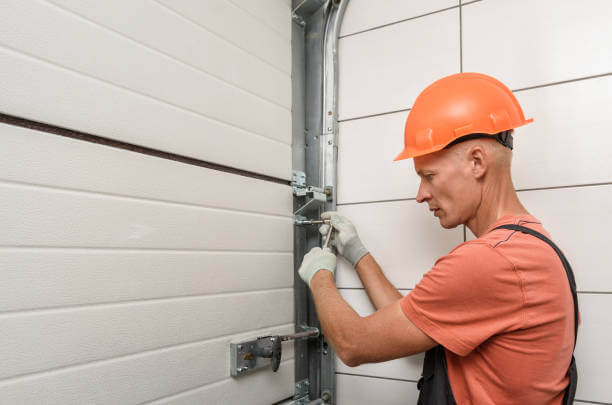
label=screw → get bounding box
[328,140,332,145]
[321,391,331,402]
[237,345,243,350]
[327,127,332,131]
[328,111,332,115]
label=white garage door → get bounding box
[0,0,294,403]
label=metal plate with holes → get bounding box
[230,338,272,376]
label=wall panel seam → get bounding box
[44,0,291,110]
[223,0,291,43]
[338,73,612,122]
[337,183,612,206]
[0,288,294,318]
[0,45,291,148]
[338,107,411,123]
[339,4,469,40]
[0,323,295,386]
[0,178,292,219]
[335,371,418,384]
[153,0,291,75]
[512,73,612,94]
[0,113,291,186]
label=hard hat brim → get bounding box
[393,145,444,161]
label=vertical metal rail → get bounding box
[292,0,348,404]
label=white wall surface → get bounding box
[0,0,294,403]
[337,0,612,403]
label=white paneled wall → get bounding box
[337,1,612,404]
[0,0,294,403]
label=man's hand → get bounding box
[319,211,369,268]
[298,247,336,287]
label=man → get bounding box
[298,73,578,404]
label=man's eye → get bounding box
[425,174,434,181]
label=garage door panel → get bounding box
[0,325,294,405]
[47,0,291,109]
[157,0,291,74]
[0,182,292,251]
[0,48,291,180]
[0,1,290,146]
[0,124,291,217]
[0,250,292,312]
[0,289,293,379]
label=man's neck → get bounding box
[466,176,529,238]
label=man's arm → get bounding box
[355,253,402,310]
[310,270,437,367]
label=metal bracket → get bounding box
[292,170,333,220]
[230,326,320,377]
[294,379,310,404]
[230,336,282,377]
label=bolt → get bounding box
[237,345,243,350]
[327,127,332,131]
[321,391,331,402]
[328,140,332,145]
[328,111,332,115]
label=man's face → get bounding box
[413,148,481,229]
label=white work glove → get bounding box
[319,211,369,268]
[298,247,336,287]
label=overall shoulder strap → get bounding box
[493,224,579,348]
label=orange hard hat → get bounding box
[393,72,533,161]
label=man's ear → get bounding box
[468,145,487,179]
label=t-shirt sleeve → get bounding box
[401,242,525,356]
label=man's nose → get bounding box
[416,181,431,203]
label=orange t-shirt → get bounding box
[401,215,575,405]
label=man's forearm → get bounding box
[310,270,363,366]
[355,253,402,309]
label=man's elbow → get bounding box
[335,341,363,367]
